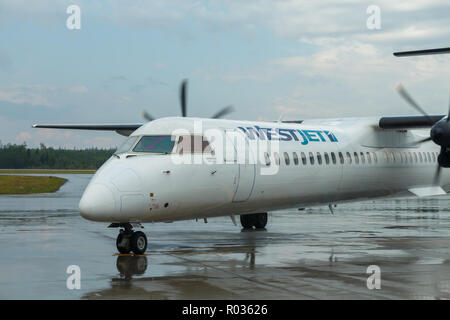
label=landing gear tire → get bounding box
[240,213,268,229]
[130,231,147,255]
[116,232,131,254]
[240,214,255,229]
[254,212,268,229]
[116,229,147,255]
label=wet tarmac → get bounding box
[1,174,450,299]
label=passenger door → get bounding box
[224,129,256,202]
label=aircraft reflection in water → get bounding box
[116,255,148,280]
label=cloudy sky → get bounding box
[1,0,450,148]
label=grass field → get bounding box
[0,175,68,194]
[0,169,95,174]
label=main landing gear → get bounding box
[240,212,268,230]
[111,223,148,255]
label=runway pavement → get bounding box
[0,174,449,299]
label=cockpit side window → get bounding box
[176,135,213,154]
[115,136,139,154]
[132,135,175,153]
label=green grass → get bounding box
[0,169,95,174]
[0,175,68,194]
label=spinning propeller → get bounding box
[396,83,450,184]
[142,79,234,121]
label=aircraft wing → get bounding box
[32,124,143,136]
[378,115,445,129]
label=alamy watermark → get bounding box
[66,265,81,290]
[66,5,81,30]
[366,5,381,30]
[366,265,381,290]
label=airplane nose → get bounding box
[79,183,117,221]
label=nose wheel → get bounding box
[115,224,147,255]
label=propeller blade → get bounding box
[142,110,155,121]
[394,47,450,57]
[447,89,450,122]
[433,164,442,186]
[433,146,445,185]
[211,105,235,119]
[180,79,187,117]
[396,84,434,124]
[409,136,432,146]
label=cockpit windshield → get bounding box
[115,136,139,154]
[132,135,175,153]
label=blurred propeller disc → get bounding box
[142,79,234,122]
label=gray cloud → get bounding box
[110,75,127,81]
[0,47,12,71]
[129,84,146,93]
[147,77,168,86]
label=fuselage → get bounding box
[78,116,450,223]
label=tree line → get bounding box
[0,143,116,169]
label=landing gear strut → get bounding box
[114,223,147,255]
[240,212,268,230]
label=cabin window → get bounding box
[309,152,315,165]
[176,135,212,154]
[274,152,280,165]
[301,152,307,165]
[360,152,365,164]
[432,152,436,162]
[293,152,299,165]
[324,152,330,165]
[133,135,175,154]
[338,152,344,164]
[418,152,423,163]
[284,152,290,165]
[366,152,371,164]
[316,152,322,165]
[264,152,271,166]
[331,152,337,164]
[427,152,431,162]
[389,152,395,163]
[408,152,412,163]
[392,152,397,163]
[115,136,139,154]
[354,152,359,164]
[346,152,352,164]
[373,152,378,163]
[413,152,418,163]
[383,152,388,163]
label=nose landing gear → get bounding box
[111,223,148,255]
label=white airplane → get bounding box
[33,49,450,255]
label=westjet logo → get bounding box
[237,126,338,145]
